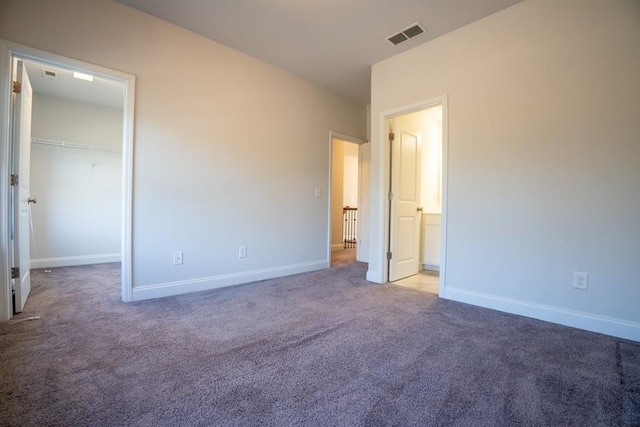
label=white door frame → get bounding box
[378,96,448,294]
[0,40,135,319]
[327,131,367,265]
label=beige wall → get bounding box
[1,0,366,297]
[370,0,640,340]
[343,142,358,208]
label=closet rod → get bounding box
[31,137,120,153]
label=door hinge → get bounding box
[11,267,19,279]
[388,192,393,201]
[387,251,393,260]
[10,174,19,186]
[12,81,21,94]
[389,132,395,142]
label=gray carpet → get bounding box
[331,248,356,267]
[1,262,639,426]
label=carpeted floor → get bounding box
[331,248,356,267]
[1,262,639,426]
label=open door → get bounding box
[11,59,33,313]
[388,119,422,282]
[356,142,370,262]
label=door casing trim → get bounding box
[0,40,136,319]
[375,95,448,296]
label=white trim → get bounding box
[0,40,135,318]
[0,42,12,320]
[366,269,381,283]
[438,97,449,299]
[331,131,367,146]
[31,253,121,269]
[422,264,440,272]
[132,260,329,301]
[443,286,640,342]
[370,96,449,291]
[120,60,135,303]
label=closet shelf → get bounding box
[32,137,120,153]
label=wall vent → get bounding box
[387,22,426,46]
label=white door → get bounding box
[356,142,370,262]
[389,119,422,282]
[12,60,33,313]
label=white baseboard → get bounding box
[443,286,640,342]
[31,253,121,269]
[132,260,329,301]
[366,269,383,284]
[422,264,440,272]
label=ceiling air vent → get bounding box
[387,22,426,46]
[41,69,58,81]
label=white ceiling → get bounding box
[23,59,124,109]
[116,0,522,104]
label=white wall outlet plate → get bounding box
[573,272,588,290]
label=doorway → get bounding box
[329,132,368,268]
[0,41,135,320]
[25,59,123,272]
[386,100,446,293]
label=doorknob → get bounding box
[417,206,423,212]
[28,197,37,204]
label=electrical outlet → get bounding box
[173,251,183,265]
[315,187,321,198]
[239,246,247,258]
[573,272,588,290]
